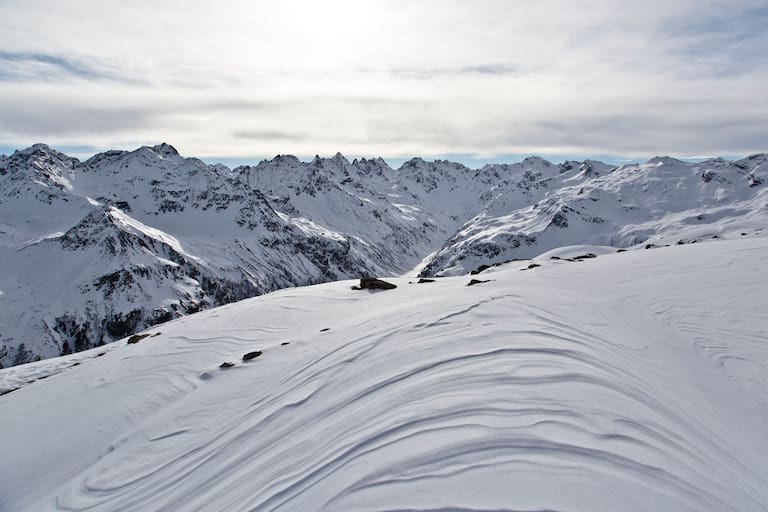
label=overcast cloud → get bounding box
[0,0,766,163]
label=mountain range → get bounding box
[1,143,766,367]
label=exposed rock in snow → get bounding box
[0,235,766,511]
[419,154,768,275]
[1,143,766,366]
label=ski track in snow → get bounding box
[1,237,767,511]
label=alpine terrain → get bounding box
[1,144,766,367]
[1,235,766,511]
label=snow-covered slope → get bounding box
[1,236,766,511]
[0,145,429,366]
[420,156,768,275]
[2,144,766,366]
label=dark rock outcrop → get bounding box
[243,351,262,361]
[127,333,151,344]
[353,277,397,290]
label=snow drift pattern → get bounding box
[1,144,766,366]
[1,236,767,511]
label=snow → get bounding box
[391,202,421,221]
[153,255,181,268]
[287,215,346,241]
[2,143,767,368]
[109,207,200,261]
[423,155,768,275]
[1,236,767,511]
[19,231,66,248]
[403,249,440,277]
[534,244,624,260]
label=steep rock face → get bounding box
[1,144,766,366]
[238,153,443,272]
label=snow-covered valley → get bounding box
[1,235,766,511]
[1,144,766,367]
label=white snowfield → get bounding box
[2,144,767,367]
[1,236,767,511]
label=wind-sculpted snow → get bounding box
[1,237,766,511]
[1,144,766,366]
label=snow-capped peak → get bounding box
[1,144,766,368]
[646,155,686,165]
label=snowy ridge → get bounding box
[1,144,767,366]
[1,236,766,511]
[420,155,768,275]
[0,145,414,366]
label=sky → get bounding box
[0,0,766,167]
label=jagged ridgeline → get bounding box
[1,144,766,366]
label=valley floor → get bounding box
[1,236,767,511]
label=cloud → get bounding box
[656,4,768,76]
[0,98,153,137]
[388,63,517,80]
[0,0,765,160]
[0,51,141,84]
[232,130,306,142]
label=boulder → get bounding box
[353,277,397,290]
[470,264,491,275]
[243,351,262,361]
[127,333,151,345]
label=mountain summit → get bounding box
[0,145,766,367]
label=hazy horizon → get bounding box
[0,141,753,171]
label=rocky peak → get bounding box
[737,153,768,169]
[330,152,349,164]
[3,144,767,369]
[84,149,129,169]
[13,143,55,157]
[269,154,302,166]
[150,143,179,157]
[352,157,391,175]
[522,156,553,168]
[646,156,686,166]
[399,157,426,170]
[0,144,80,196]
[59,207,127,254]
[7,144,79,168]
